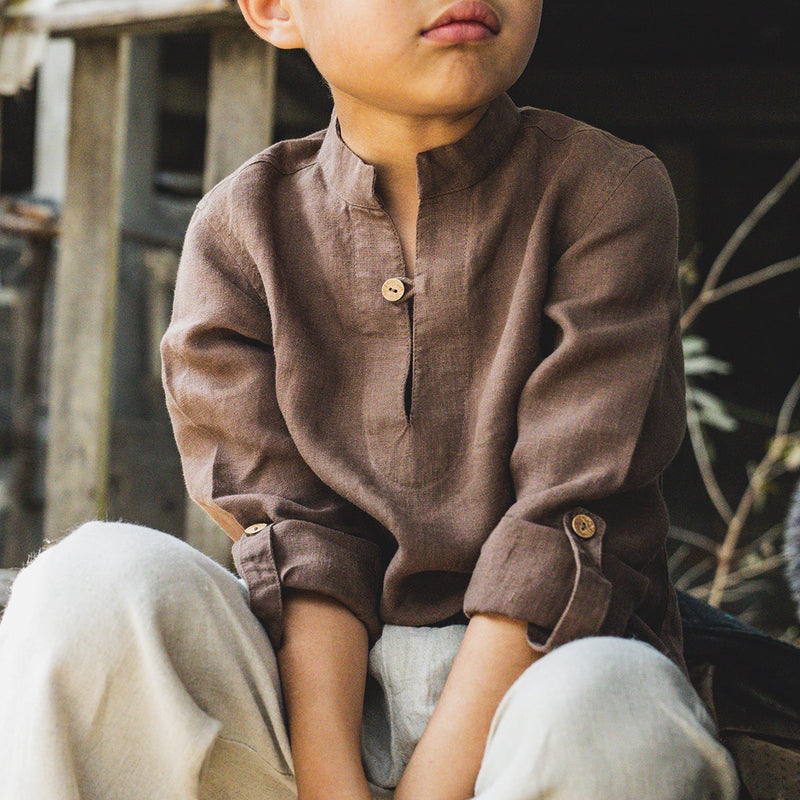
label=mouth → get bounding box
[422,1,501,44]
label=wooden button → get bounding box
[571,514,596,539]
[244,522,267,536]
[381,278,406,302]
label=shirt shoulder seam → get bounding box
[194,200,268,303]
[574,154,658,241]
[520,111,645,150]
[201,156,317,207]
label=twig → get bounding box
[681,155,800,332]
[776,373,800,438]
[722,553,785,587]
[780,626,800,647]
[707,419,799,606]
[687,527,783,599]
[694,574,780,604]
[686,410,734,524]
[667,542,693,575]
[708,454,772,606]
[739,523,784,558]
[668,526,719,554]
[699,255,800,307]
[674,555,716,590]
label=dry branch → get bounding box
[681,154,800,332]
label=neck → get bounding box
[333,91,489,205]
[332,93,489,276]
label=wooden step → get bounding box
[0,568,20,617]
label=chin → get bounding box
[390,77,512,116]
[420,68,521,114]
[416,86,509,116]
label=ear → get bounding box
[237,0,304,49]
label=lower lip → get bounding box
[422,21,496,44]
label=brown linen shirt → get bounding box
[161,93,686,665]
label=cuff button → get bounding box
[244,522,267,536]
[571,514,596,539]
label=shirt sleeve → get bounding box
[463,154,686,654]
[161,203,384,647]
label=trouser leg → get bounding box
[0,521,295,800]
[473,636,740,800]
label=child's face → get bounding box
[280,0,542,116]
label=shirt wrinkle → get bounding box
[162,93,687,663]
[199,209,269,307]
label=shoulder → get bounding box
[192,127,327,235]
[517,106,657,182]
[514,106,676,242]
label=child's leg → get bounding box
[473,636,740,800]
[0,521,295,800]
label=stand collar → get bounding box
[318,93,522,209]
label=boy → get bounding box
[0,0,740,798]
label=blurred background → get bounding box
[0,0,798,635]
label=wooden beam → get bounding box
[1,206,58,568]
[204,28,277,189]
[122,36,159,235]
[32,39,74,203]
[7,0,240,37]
[44,37,131,542]
[183,28,277,565]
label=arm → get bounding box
[161,200,384,646]
[278,590,373,800]
[162,204,383,797]
[464,153,685,654]
[394,613,539,800]
[400,154,684,800]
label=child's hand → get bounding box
[278,590,373,800]
[394,613,540,800]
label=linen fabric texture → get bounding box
[0,523,739,800]
[160,93,686,662]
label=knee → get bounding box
[13,521,182,609]
[5,521,232,655]
[480,637,738,798]
[514,636,698,709]
[502,636,711,736]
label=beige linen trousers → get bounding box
[0,522,739,800]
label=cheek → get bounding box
[501,16,541,79]
[308,26,406,90]
[524,7,544,52]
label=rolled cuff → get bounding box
[463,509,613,654]
[232,520,384,647]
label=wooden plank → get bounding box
[184,498,234,569]
[44,37,131,542]
[122,36,159,236]
[182,29,276,566]
[55,11,240,39]
[107,418,186,538]
[7,0,239,36]
[0,569,20,618]
[203,28,277,189]
[1,206,57,568]
[32,40,74,203]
